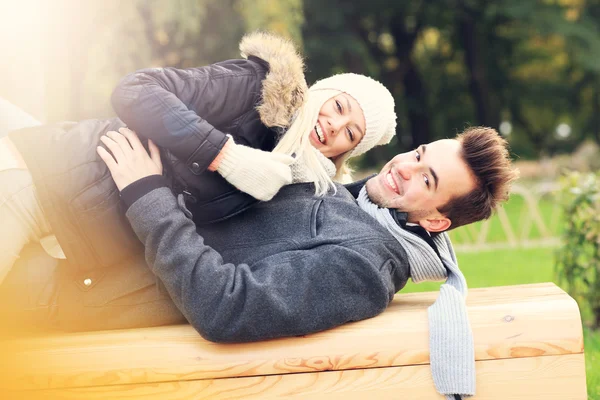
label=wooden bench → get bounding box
[0,282,587,399]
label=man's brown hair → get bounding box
[438,126,519,230]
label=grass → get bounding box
[401,246,599,399]
[586,327,600,399]
[402,246,556,293]
[448,192,562,246]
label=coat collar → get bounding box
[344,175,374,199]
[346,174,441,258]
[239,32,308,129]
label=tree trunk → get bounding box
[592,80,600,144]
[389,19,431,149]
[458,9,500,129]
[403,64,431,149]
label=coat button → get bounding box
[190,162,201,173]
[83,278,92,286]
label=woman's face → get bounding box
[309,93,366,159]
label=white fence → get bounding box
[450,183,562,252]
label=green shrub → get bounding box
[555,171,600,328]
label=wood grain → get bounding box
[0,283,585,391]
[8,354,587,400]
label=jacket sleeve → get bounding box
[125,185,393,343]
[111,61,263,176]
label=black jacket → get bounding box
[110,32,307,223]
[112,57,274,224]
[8,34,308,329]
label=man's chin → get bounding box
[364,178,381,203]
[365,178,397,209]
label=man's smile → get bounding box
[383,169,402,196]
[385,172,398,193]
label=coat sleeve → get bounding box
[111,60,263,175]
[125,186,394,343]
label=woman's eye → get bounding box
[415,151,421,161]
[347,128,354,141]
[336,100,342,113]
[423,175,430,187]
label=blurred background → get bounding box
[0,0,599,396]
[3,0,600,163]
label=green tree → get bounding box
[556,171,600,329]
[302,0,600,166]
[238,0,304,44]
[302,0,439,159]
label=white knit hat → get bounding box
[309,73,397,157]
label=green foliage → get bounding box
[302,0,600,166]
[37,0,600,159]
[556,171,600,329]
[41,0,247,120]
[586,326,600,399]
[238,0,304,44]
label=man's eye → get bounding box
[415,151,420,161]
[335,100,342,113]
[423,175,430,187]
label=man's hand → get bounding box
[96,127,163,191]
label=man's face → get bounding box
[365,139,476,231]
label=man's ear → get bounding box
[418,217,451,233]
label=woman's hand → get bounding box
[96,127,163,191]
[212,137,294,201]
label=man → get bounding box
[94,125,517,399]
[93,125,517,342]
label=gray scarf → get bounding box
[357,187,475,400]
[290,147,337,184]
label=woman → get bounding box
[109,31,397,222]
[0,32,396,330]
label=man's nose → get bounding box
[396,162,417,180]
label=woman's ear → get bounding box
[418,217,451,233]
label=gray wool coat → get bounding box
[123,176,410,342]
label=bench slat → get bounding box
[0,283,585,391]
[9,354,587,400]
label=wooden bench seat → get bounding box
[0,282,587,399]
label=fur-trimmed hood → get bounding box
[240,32,308,128]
